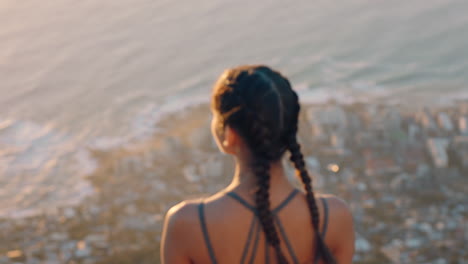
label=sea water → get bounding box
[0,0,467,216]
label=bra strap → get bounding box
[321,198,329,238]
[198,203,218,264]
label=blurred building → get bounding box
[458,116,468,135]
[426,138,450,168]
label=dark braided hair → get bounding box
[285,90,336,264]
[212,65,335,264]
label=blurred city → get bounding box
[1,100,467,264]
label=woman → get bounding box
[161,65,355,264]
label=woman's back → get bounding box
[162,183,354,264]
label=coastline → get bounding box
[1,100,467,264]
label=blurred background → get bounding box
[0,0,467,263]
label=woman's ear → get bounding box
[222,126,239,154]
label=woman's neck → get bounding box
[226,157,294,195]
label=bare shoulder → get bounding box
[162,200,201,252]
[165,190,228,226]
[316,193,354,238]
[317,193,352,218]
[320,194,352,218]
[161,199,205,263]
[316,193,355,256]
[165,199,201,228]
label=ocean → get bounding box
[0,0,467,217]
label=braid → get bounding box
[286,91,336,264]
[252,156,288,264]
[245,86,288,264]
[212,65,337,264]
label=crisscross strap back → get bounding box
[198,190,330,264]
[226,189,299,215]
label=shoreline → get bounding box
[2,92,467,219]
[1,100,467,264]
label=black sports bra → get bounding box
[198,189,329,264]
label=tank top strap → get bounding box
[226,188,299,215]
[274,214,300,264]
[198,202,218,264]
[313,197,330,264]
[272,189,300,214]
[226,192,257,213]
[320,197,329,238]
[240,216,259,264]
